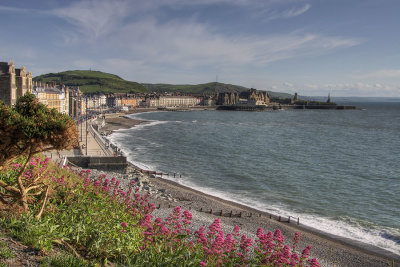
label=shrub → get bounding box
[0,93,78,212]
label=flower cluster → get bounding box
[7,160,320,267]
[73,170,320,266]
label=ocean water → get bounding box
[109,102,400,255]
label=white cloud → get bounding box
[50,0,312,40]
[353,69,400,80]
[283,82,294,87]
[104,18,360,72]
[52,0,130,40]
[299,82,400,97]
[259,3,311,22]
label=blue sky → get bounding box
[1,0,400,97]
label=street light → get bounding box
[79,96,83,142]
[85,96,88,156]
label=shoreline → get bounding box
[101,110,400,266]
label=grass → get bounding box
[40,254,95,267]
[33,70,147,94]
[0,241,14,260]
[0,239,14,267]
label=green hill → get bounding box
[142,82,292,99]
[142,82,249,95]
[33,70,147,94]
[34,70,292,98]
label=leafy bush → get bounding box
[0,93,78,212]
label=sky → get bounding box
[1,0,400,97]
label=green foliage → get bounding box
[0,241,14,259]
[0,93,78,166]
[0,94,79,213]
[142,82,249,95]
[126,247,201,267]
[0,165,143,262]
[33,70,147,94]
[0,157,321,267]
[40,254,96,267]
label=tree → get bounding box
[0,93,79,212]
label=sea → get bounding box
[108,98,400,255]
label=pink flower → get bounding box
[308,258,320,267]
[200,261,207,266]
[161,226,170,235]
[257,227,264,237]
[301,247,310,259]
[121,222,128,228]
[183,210,192,220]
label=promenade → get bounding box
[45,117,111,163]
[77,120,108,156]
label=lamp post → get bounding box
[74,97,78,126]
[80,96,83,142]
[85,96,88,155]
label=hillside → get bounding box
[143,82,292,98]
[34,70,292,98]
[142,82,249,95]
[33,70,147,94]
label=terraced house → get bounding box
[145,95,201,108]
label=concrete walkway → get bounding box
[44,119,110,163]
[78,120,107,156]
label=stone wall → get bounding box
[67,156,128,173]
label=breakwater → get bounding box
[217,104,356,111]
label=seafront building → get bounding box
[216,88,270,106]
[33,84,66,114]
[86,94,107,110]
[145,95,201,108]
[0,60,33,105]
[105,94,142,109]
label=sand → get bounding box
[99,111,400,267]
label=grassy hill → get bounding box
[143,82,292,98]
[34,70,292,98]
[33,70,147,94]
[142,82,249,95]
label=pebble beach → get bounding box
[89,112,400,267]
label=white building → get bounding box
[146,96,201,108]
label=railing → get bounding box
[88,121,113,156]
